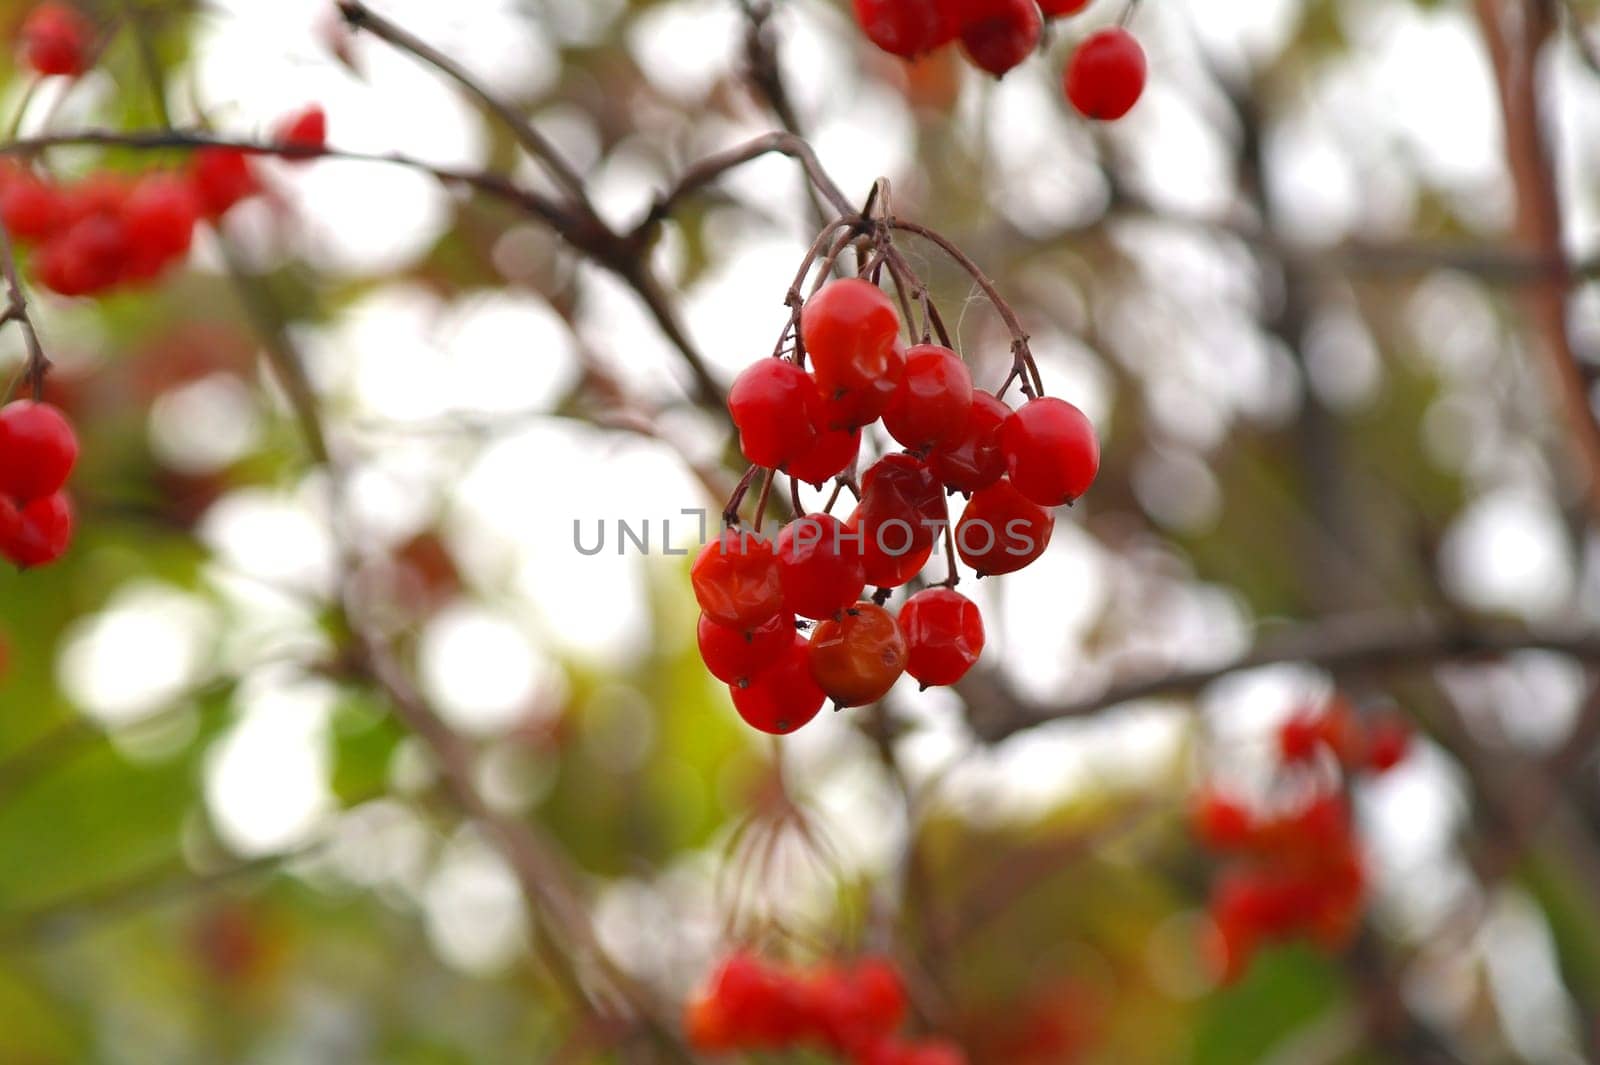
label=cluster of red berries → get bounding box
[0,152,252,297]
[0,399,78,568]
[17,2,93,78]
[686,952,965,1064]
[0,103,327,298]
[1192,699,1412,982]
[693,277,1099,734]
[852,0,1148,121]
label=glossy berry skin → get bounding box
[1039,0,1091,14]
[189,148,259,218]
[1001,396,1099,507]
[819,341,904,431]
[802,279,902,409]
[808,603,907,707]
[691,528,784,630]
[274,105,327,159]
[956,479,1052,575]
[727,359,822,469]
[858,453,945,554]
[19,3,92,77]
[697,610,795,685]
[788,421,860,488]
[0,400,78,502]
[1065,27,1147,121]
[929,390,1011,492]
[882,344,973,451]
[960,0,1041,77]
[900,588,984,687]
[851,0,953,58]
[731,634,826,734]
[0,492,72,568]
[776,514,866,621]
[850,510,933,589]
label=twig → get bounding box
[0,209,50,401]
[961,612,1600,743]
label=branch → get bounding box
[963,612,1600,743]
[0,202,50,400]
[334,0,592,208]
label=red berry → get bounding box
[851,956,908,1032]
[808,603,907,707]
[18,3,92,77]
[1001,397,1099,507]
[274,104,328,160]
[851,0,954,57]
[819,342,904,431]
[732,634,826,733]
[787,420,860,488]
[955,479,1052,575]
[46,213,127,293]
[858,453,946,556]
[0,170,63,241]
[691,528,784,630]
[1365,716,1411,773]
[727,359,822,469]
[1039,0,1091,14]
[684,995,736,1052]
[1065,27,1146,121]
[802,279,903,414]
[124,173,199,259]
[1193,791,1254,851]
[0,491,72,568]
[900,587,984,686]
[189,148,260,218]
[928,390,1011,493]
[0,400,78,501]
[1278,712,1322,764]
[960,0,1041,77]
[697,610,795,685]
[776,514,866,621]
[850,510,934,589]
[882,343,973,451]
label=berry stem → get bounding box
[1119,0,1143,29]
[789,473,806,518]
[753,466,776,532]
[941,502,960,588]
[0,211,50,403]
[722,465,762,527]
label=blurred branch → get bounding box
[1475,0,1600,519]
[0,203,50,401]
[963,613,1600,743]
[333,0,591,207]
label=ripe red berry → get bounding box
[819,341,904,430]
[1278,712,1322,764]
[0,491,72,568]
[788,421,860,488]
[929,390,1011,493]
[0,170,64,241]
[1193,791,1254,851]
[858,453,945,555]
[19,3,92,78]
[851,0,953,57]
[274,104,328,160]
[0,400,78,502]
[802,279,903,412]
[189,148,260,218]
[697,610,795,685]
[850,510,934,589]
[808,603,907,707]
[691,528,784,630]
[882,343,973,451]
[1039,0,1091,14]
[1364,716,1411,773]
[960,0,1041,77]
[1001,397,1099,507]
[900,587,984,686]
[1065,27,1147,121]
[43,213,127,294]
[851,957,908,1033]
[727,359,822,469]
[124,173,199,259]
[776,514,866,621]
[685,995,736,1052]
[732,634,826,734]
[956,479,1052,575]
